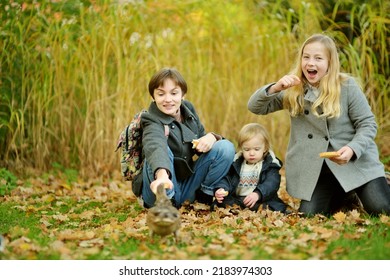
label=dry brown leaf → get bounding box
[273,219,284,227]
[57,229,95,241]
[333,211,347,223]
[79,238,104,248]
[51,240,71,255]
[52,214,69,222]
[40,216,52,227]
[343,232,362,239]
[79,210,95,220]
[379,214,390,226]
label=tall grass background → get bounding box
[0,0,389,179]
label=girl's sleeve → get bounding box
[247,83,284,115]
[345,79,378,159]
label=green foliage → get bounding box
[51,162,79,184]
[0,168,18,195]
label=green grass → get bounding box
[325,223,390,260]
[0,168,18,195]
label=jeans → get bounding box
[299,163,390,216]
[142,139,235,208]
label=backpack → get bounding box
[115,110,169,196]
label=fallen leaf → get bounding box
[333,211,347,223]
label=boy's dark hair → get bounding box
[148,68,188,97]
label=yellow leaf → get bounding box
[42,194,55,203]
[80,210,95,220]
[333,211,347,223]
[379,214,390,226]
[61,184,72,190]
[84,231,96,240]
[20,243,32,250]
[52,214,69,222]
[273,219,284,227]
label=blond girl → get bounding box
[248,34,390,216]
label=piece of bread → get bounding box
[220,190,229,196]
[191,140,199,149]
[217,189,229,196]
[319,151,341,158]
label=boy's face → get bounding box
[241,134,266,164]
[153,78,183,117]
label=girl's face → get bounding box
[241,134,266,164]
[153,78,183,117]
[301,41,329,87]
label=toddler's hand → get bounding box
[243,192,260,208]
[215,188,229,203]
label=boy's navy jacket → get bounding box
[216,151,286,212]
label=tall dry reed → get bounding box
[0,0,388,177]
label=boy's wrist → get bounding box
[154,168,170,179]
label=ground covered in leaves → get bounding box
[0,171,389,260]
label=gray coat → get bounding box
[141,100,206,180]
[248,77,385,201]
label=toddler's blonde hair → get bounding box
[238,123,271,156]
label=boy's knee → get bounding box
[214,140,235,158]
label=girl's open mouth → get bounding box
[307,69,317,78]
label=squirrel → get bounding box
[146,183,181,242]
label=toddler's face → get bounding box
[241,135,266,164]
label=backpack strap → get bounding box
[124,124,130,152]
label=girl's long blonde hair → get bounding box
[283,34,348,118]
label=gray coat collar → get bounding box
[304,84,320,103]
[148,100,197,125]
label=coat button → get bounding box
[325,136,329,141]
[308,134,313,139]
[171,125,175,129]
[304,110,309,115]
